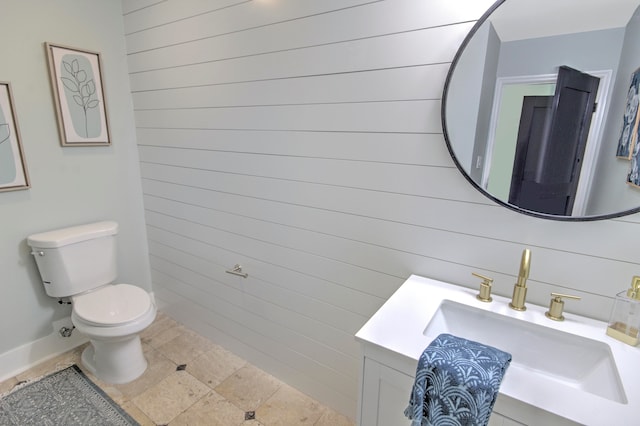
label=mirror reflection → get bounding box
[444,0,640,219]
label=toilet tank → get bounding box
[27,221,118,297]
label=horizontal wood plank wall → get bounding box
[122,0,640,418]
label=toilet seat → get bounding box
[73,283,152,327]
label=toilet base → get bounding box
[81,334,148,384]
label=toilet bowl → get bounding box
[27,221,156,384]
[71,283,156,384]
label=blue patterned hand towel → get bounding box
[405,333,511,426]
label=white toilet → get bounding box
[27,221,156,384]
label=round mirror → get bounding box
[443,0,640,220]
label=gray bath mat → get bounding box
[0,364,138,425]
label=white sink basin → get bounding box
[355,275,640,426]
[424,300,626,403]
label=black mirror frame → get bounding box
[441,0,640,221]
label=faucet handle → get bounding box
[545,292,581,321]
[472,272,493,302]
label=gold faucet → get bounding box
[472,272,493,302]
[545,292,581,321]
[509,248,531,311]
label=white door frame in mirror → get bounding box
[482,69,613,216]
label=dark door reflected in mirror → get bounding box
[443,0,640,220]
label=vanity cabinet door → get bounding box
[359,357,414,426]
[359,356,525,426]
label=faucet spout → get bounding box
[516,248,531,288]
[510,248,531,311]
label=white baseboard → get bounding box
[0,317,88,382]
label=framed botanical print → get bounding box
[45,42,111,146]
[0,82,30,192]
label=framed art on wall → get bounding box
[45,42,110,146]
[628,135,640,188]
[0,82,30,192]
[616,67,640,159]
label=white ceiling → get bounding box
[489,0,640,41]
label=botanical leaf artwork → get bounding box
[0,123,8,145]
[0,82,28,190]
[60,56,101,138]
[0,102,17,185]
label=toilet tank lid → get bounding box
[27,221,118,248]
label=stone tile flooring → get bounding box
[0,312,355,426]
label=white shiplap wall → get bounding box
[122,0,640,418]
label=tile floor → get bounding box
[0,312,355,426]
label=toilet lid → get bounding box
[73,284,152,326]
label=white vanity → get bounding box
[355,275,640,426]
